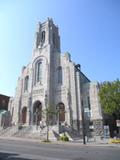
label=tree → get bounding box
[99,79,120,117]
[42,106,57,141]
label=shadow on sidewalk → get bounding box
[0,152,35,160]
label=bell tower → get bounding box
[32,18,61,106]
[33,18,61,52]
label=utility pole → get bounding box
[81,102,86,144]
[75,64,86,145]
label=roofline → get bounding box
[80,71,91,82]
[0,94,10,98]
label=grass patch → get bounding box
[42,139,51,143]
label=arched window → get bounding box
[24,76,29,92]
[37,61,42,82]
[57,66,62,84]
[35,61,42,84]
[41,31,45,43]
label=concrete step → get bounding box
[0,124,81,141]
[0,126,18,137]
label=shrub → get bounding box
[109,139,120,144]
[60,134,69,141]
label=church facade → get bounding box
[8,18,103,136]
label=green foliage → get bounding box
[43,106,57,117]
[60,134,69,141]
[43,106,57,124]
[99,79,120,115]
[42,106,57,141]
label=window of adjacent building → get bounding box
[24,76,29,92]
[57,66,62,84]
[41,31,45,43]
[2,100,6,106]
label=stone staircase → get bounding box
[60,125,81,141]
[13,125,59,140]
[0,126,18,137]
[13,126,32,137]
[0,124,81,141]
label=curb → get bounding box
[0,136,120,148]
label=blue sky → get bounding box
[0,0,120,96]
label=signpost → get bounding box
[81,105,86,144]
[116,120,120,127]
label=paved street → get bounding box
[0,138,120,160]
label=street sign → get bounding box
[116,120,120,127]
[103,125,110,138]
[104,125,109,129]
[89,125,94,129]
[84,108,89,112]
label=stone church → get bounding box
[8,18,103,136]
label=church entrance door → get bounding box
[33,101,42,125]
[22,107,27,124]
[57,102,65,123]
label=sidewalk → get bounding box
[0,136,120,148]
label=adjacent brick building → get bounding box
[0,94,10,111]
